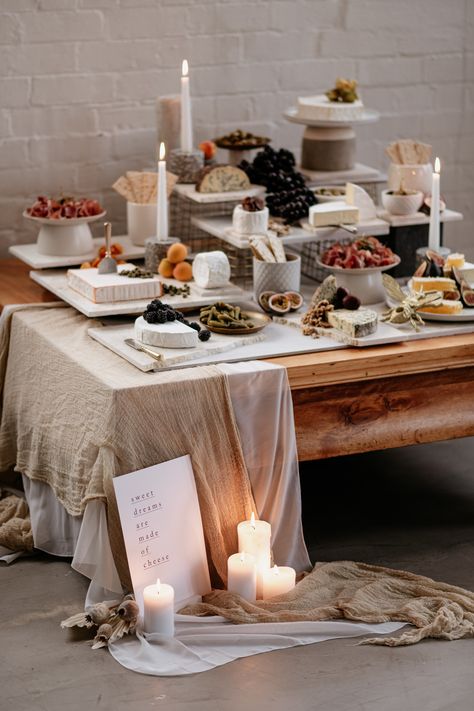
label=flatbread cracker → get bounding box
[112,175,135,202]
[249,236,276,262]
[267,232,286,263]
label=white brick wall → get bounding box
[0,0,473,257]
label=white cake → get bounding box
[232,204,269,236]
[67,265,163,304]
[134,316,198,349]
[192,251,231,289]
[297,95,365,122]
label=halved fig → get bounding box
[258,290,276,313]
[268,293,291,314]
[284,291,304,311]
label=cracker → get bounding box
[267,231,286,263]
[249,236,276,262]
[398,139,418,165]
[385,142,400,164]
[112,175,135,202]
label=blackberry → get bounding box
[155,310,167,323]
[143,310,158,324]
[198,329,211,342]
[166,310,176,321]
[188,321,201,332]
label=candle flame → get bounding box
[434,156,440,174]
[272,565,279,576]
[159,142,166,161]
[182,59,188,77]
[250,511,256,528]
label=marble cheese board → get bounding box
[29,269,246,318]
[174,183,265,204]
[87,318,343,372]
[9,234,145,270]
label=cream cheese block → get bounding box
[309,201,359,227]
[327,308,378,337]
[67,265,162,304]
[232,204,269,236]
[297,95,365,122]
[134,316,198,349]
[192,251,231,289]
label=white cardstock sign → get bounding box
[112,454,211,611]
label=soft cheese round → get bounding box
[232,204,269,236]
[297,95,365,122]
[134,316,198,349]
[192,250,231,289]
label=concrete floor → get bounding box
[2,437,474,711]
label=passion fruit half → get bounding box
[268,293,291,314]
[284,291,304,311]
[258,290,276,313]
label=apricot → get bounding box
[173,261,193,282]
[166,242,188,264]
[199,140,217,161]
[158,258,174,278]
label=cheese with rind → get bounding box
[67,265,162,303]
[192,251,231,289]
[327,308,378,337]
[196,165,250,193]
[309,202,359,227]
[134,316,198,349]
[232,204,269,235]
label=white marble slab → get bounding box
[174,183,265,204]
[29,269,246,318]
[376,208,463,227]
[9,234,145,270]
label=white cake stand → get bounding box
[316,256,400,305]
[283,107,380,172]
[23,211,106,256]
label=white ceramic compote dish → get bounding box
[317,257,400,304]
[23,210,106,257]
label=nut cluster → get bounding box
[301,300,334,338]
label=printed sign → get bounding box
[113,454,211,610]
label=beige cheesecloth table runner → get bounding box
[0,305,257,589]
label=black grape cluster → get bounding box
[239,145,316,223]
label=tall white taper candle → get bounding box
[428,156,441,252]
[156,141,168,242]
[180,59,193,153]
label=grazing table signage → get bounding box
[113,454,211,613]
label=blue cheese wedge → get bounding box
[309,201,359,228]
[134,316,198,349]
[327,308,378,338]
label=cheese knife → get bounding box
[124,338,162,362]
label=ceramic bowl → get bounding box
[316,257,401,304]
[313,185,347,203]
[381,189,424,216]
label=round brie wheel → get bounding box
[192,251,231,289]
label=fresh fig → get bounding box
[453,269,474,307]
[334,286,349,309]
[268,293,291,314]
[284,291,304,311]
[342,294,361,310]
[258,290,276,313]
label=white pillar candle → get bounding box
[143,578,175,636]
[428,156,441,252]
[156,141,168,242]
[262,565,296,600]
[180,59,193,153]
[237,512,271,599]
[227,552,257,602]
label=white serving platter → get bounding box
[173,183,265,204]
[191,215,390,250]
[29,269,246,318]
[10,235,145,270]
[87,318,343,372]
[402,272,474,322]
[283,106,380,128]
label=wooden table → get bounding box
[2,258,474,462]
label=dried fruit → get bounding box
[242,196,265,212]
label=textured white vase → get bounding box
[253,253,301,300]
[127,202,157,246]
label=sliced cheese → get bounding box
[309,201,359,228]
[134,316,198,349]
[327,308,378,338]
[412,276,456,293]
[67,265,162,303]
[418,300,463,315]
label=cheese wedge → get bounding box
[134,316,198,348]
[412,276,456,293]
[309,202,359,228]
[418,300,463,315]
[327,308,378,337]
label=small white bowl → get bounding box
[381,189,424,216]
[313,185,347,203]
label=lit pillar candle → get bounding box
[237,512,271,599]
[428,156,441,252]
[180,59,193,153]
[262,565,296,600]
[227,552,257,602]
[143,578,175,636]
[156,141,168,242]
